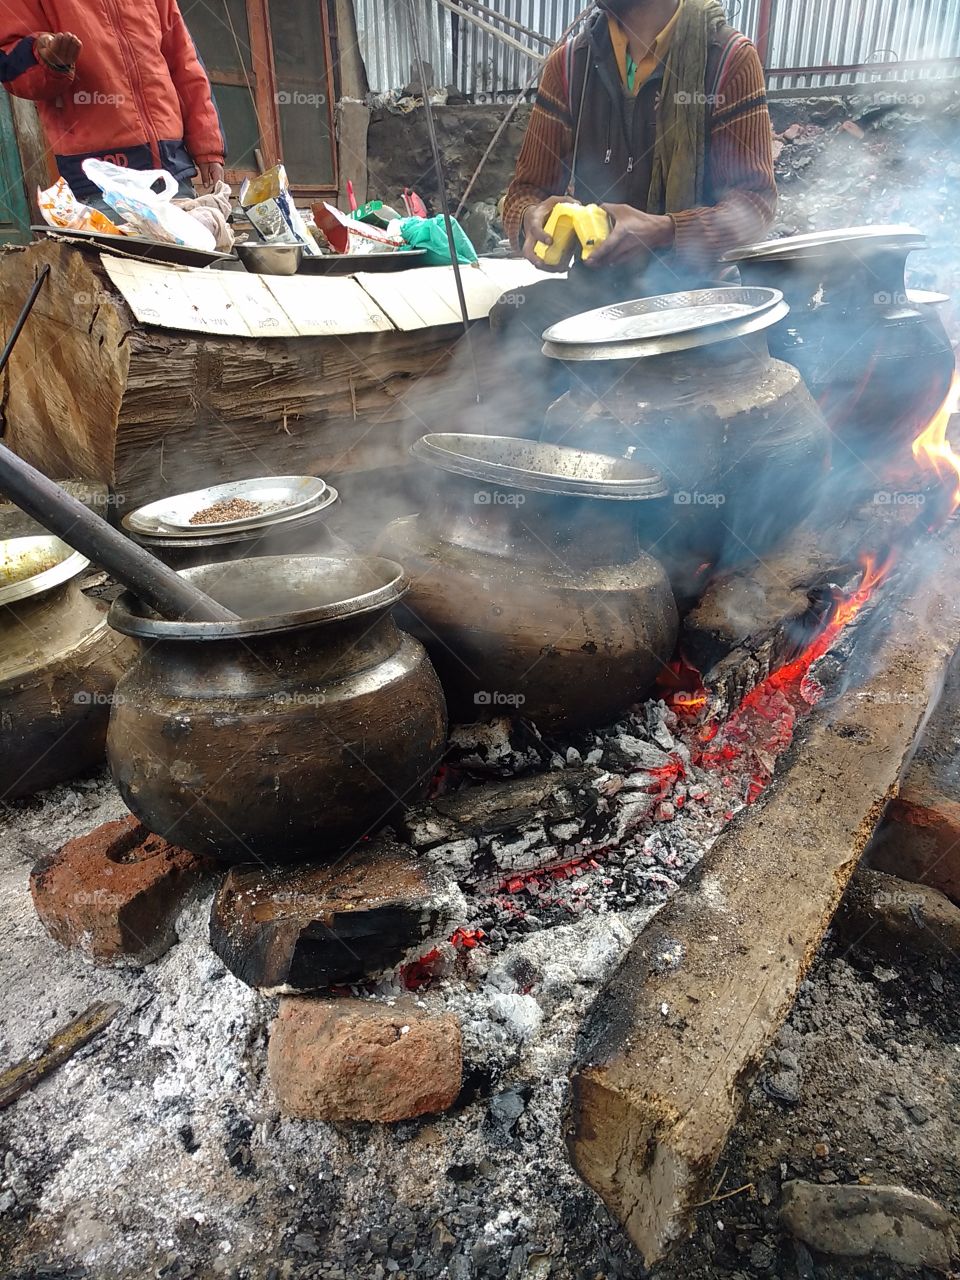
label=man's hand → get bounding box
[36,32,82,71]
[587,204,674,268]
[522,195,574,271]
[197,161,225,189]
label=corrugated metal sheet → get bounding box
[354,0,960,95]
[453,0,584,100]
[762,0,960,87]
[354,0,455,94]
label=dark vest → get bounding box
[566,18,739,214]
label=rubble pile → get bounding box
[770,90,960,339]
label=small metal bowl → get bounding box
[236,242,304,276]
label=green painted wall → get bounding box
[0,93,30,245]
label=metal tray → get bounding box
[32,225,234,268]
[123,491,339,549]
[723,225,927,264]
[300,249,427,275]
[412,435,669,501]
[542,287,788,362]
[127,476,330,535]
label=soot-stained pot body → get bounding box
[540,288,833,596]
[725,228,954,478]
[106,555,448,865]
[379,435,679,732]
[0,537,132,799]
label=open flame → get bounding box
[913,369,960,522]
[756,551,896,702]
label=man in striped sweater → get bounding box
[495,0,776,351]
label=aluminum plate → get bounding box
[0,536,89,606]
[123,492,340,549]
[127,476,329,536]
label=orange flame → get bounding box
[913,370,960,517]
[755,551,895,699]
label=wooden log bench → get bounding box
[0,240,538,520]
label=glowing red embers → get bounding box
[450,927,486,951]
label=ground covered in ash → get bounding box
[656,932,960,1280]
[3,743,960,1279]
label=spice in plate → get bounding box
[189,498,265,526]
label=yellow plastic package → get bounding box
[535,202,611,267]
[38,177,124,235]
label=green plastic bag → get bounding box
[399,214,479,266]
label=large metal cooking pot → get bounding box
[0,536,132,799]
[540,287,833,596]
[378,435,679,733]
[106,555,448,865]
[724,228,955,477]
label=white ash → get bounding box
[0,699,751,1278]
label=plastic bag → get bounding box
[240,165,321,257]
[313,201,405,255]
[399,215,478,266]
[82,159,216,251]
[38,177,124,236]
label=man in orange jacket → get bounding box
[1,1,225,205]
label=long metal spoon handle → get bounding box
[0,444,238,623]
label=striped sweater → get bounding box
[503,16,776,272]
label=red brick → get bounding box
[267,997,463,1123]
[30,815,211,964]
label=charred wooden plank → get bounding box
[567,522,960,1269]
[0,1001,121,1110]
[684,507,917,715]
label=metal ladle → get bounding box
[0,268,237,623]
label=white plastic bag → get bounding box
[82,159,216,252]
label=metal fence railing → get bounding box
[353,0,960,97]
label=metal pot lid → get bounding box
[0,536,89,606]
[108,553,408,641]
[723,224,927,263]
[541,287,789,362]
[124,485,339,541]
[127,475,330,536]
[411,434,669,500]
[907,289,950,306]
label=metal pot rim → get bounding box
[108,554,409,641]
[0,536,90,606]
[411,434,670,500]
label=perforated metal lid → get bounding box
[723,224,927,263]
[541,287,788,361]
[411,434,668,500]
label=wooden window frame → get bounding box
[218,0,339,200]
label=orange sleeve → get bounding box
[671,42,777,269]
